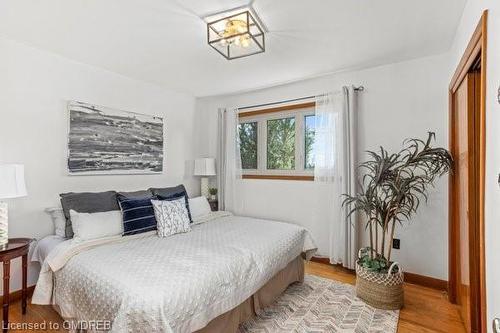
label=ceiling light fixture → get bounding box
[206,9,265,60]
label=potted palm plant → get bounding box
[343,132,452,310]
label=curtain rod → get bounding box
[238,85,364,111]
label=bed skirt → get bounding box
[195,255,305,333]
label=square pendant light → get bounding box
[207,10,265,60]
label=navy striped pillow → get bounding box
[117,194,157,236]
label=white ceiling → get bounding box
[0,0,466,97]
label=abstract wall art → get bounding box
[67,101,164,175]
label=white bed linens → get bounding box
[32,212,316,333]
[30,235,66,264]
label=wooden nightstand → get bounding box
[208,199,218,211]
[0,238,32,332]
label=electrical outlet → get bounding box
[392,238,400,250]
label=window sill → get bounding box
[242,174,314,181]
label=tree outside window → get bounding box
[267,117,295,170]
[238,122,258,169]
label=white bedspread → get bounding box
[32,213,316,333]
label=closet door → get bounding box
[450,71,480,333]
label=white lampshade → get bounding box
[0,164,27,199]
[194,158,216,176]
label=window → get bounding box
[238,102,315,180]
[304,115,316,170]
[267,117,295,170]
[238,122,258,169]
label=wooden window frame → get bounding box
[238,102,316,181]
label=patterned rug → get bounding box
[239,274,399,333]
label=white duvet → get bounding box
[32,212,316,333]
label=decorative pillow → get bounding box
[60,191,119,238]
[151,185,193,223]
[149,184,187,198]
[69,210,123,242]
[117,194,157,236]
[151,197,191,237]
[44,207,67,238]
[188,197,212,219]
[117,189,153,200]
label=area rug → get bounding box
[239,274,399,333]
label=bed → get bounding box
[32,211,316,333]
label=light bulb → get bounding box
[237,23,246,34]
[241,37,250,48]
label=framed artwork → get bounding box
[67,101,163,175]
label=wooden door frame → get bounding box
[448,10,487,333]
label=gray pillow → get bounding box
[60,191,119,238]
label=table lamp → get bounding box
[0,164,27,246]
[194,158,216,198]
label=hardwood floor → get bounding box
[2,261,465,332]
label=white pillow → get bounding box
[69,210,123,242]
[188,196,212,219]
[44,207,67,238]
[151,197,191,237]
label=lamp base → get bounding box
[200,177,210,198]
[0,202,8,246]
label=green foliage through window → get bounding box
[238,122,258,169]
[304,115,316,169]
[267,117,295,170]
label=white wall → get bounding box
[0,38,199,292]
[195,53,451,280]
[449,1,500,330]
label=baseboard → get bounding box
[309,256,355,274]
[310,256,330,265]
[403,272,448,291]
[0,286,35,304]
[310,256,448,291]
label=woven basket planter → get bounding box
[355,261,404,310]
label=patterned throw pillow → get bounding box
[117,194,158,236]
[151,197,191,237]
[154,185,193,223]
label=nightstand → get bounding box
[208,199,218,211]
[0,238,32,332]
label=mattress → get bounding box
[32,212,316,333]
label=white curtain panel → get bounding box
[216,108,242,213]
[314,87,358,269]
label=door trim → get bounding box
[448,10,487,333]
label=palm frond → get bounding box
[342,132,452,266]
